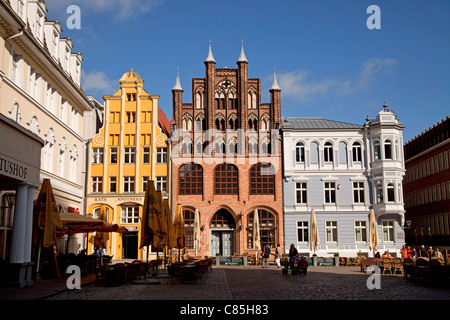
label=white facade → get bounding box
[0,0,97,281]
[281,105,406,258]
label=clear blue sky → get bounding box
[45,0,450,143]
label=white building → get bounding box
[0,0,97,287]
[281,104,406,258]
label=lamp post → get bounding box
[0,192,16,209]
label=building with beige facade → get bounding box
[0,0,96,287]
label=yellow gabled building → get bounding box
[86,69,170,260]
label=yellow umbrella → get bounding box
[253,209,261,258]
[369,209,379,257]
[173,204,185,260]
[193,208,201,256]
[166,200,177,249]
[95,205,109,249]
[310,209,320,252]
[139,181,164,249]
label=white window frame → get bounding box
[92,148,103,164]
[353,182,365,204]
[156,147,167,164]
[121,205,139,224]
[354,220,367,242]
[295,182,307,204]
[324,182,336,204]
[325,220,338,243]
[92,177,102,193]
[123,176,135,193]
[382,220,395,242]
[296,221,309,243]
[124,147,135,164]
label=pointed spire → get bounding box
[172,68,182,90]
[270,68,281,90]
[237,40,248,62]
[205,40,215,63]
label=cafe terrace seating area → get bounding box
[359,256,450,287]
[166,257,214,284]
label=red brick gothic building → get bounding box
[170,41,283,257]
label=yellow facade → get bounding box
[86,70,170,260]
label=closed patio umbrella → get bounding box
[138,181,164,282]
[369,209,379,258]
[310,209,320,252]
[173,203,185,261]
[253,209,261,260]
[31,179,63,278]
[94,205,109,250]
[166,200,177,249]
[193,208,201,256]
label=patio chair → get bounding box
[393,258,403,275]
[382,258,392,274]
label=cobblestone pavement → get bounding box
[46,265,450,301]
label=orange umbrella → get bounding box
[173,203,185,250]
[166,200,177,249]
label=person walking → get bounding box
[275,244,282,268]
[262,244,270,268]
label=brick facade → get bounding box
[170,43,284,257]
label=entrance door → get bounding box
[122,232,138,259]
[222,231,233,256]
[211,231,221,256]
[210,231,234,256]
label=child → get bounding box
[299,256,308,275]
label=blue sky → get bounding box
[44,0,450,143]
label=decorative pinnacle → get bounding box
[237,40,248,62]
[205,40,215,63]
[270,68,281,90]
[172,68,182,90]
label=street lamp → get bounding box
[403,220,412,230]
[0,193,15,209]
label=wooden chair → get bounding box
[393,258,403,275]
[382,258,392,274]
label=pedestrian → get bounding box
[427,246,434,258]
[288,244,298,262]
[401,245,408,259]
[382,250,392,259]
[299,256,308,275]
[433,248,443,260]
[420,245,427,257]
[261,244,270,268]
[375,251,381,258]
[412,248,418,259]
[275,243,282,268]
[407,246,412,258]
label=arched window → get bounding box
[211,210,235,228]
[247,209,276,248]
[324,142,333,163]
[179,163,203,195]
[374,141,381,160]
[384,140,392,160]
[295,142,305,163]
[215,164,238,195]
[352,142,362,162]
[250,163,275,195]
[248,139,258,156]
